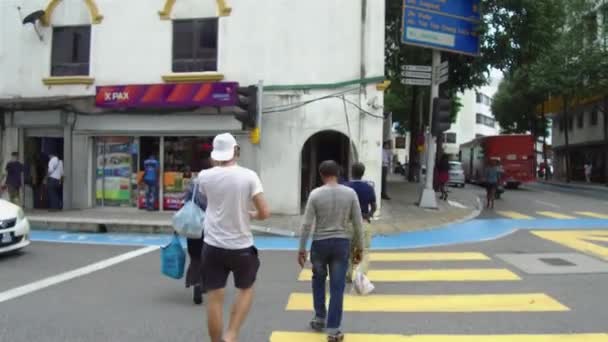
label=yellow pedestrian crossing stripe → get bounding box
[494,211,608,219]
[575,211,608,219]
[536,211,576,219]
[285,293,568,313]
[496,211,534,219]
[298,268,521,282]
[270,332,608,342]
[370,252,490,262]
[532,230,608,260]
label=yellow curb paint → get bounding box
[575,211,608,219]
[496,211,534,219]
[270,332,608,342]
[370,252,490,262]
[532,230,608,260]
[298,269,521,282]
[536,211,576,219]
[285,293,569,312]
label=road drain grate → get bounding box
[539,258,577,267]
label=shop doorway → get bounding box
[300,130,355,208]
[24,137,64,209]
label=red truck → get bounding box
[460,135,536,189]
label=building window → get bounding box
[568,116,574,131]
[577,112,584,128]
[476,113,495,128]
[444,133,457,144]
[476,92,482,104]
[591,107,599,126]
[51,26,91,76]
[559,117,564,132]
[172,18,218,73]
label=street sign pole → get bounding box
[418,49,441,209]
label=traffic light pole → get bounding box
[418,49,441,209]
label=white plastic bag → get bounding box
[352,267,375,296]
[172,183,205,239]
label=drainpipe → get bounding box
[357,0,367,162]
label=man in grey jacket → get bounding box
[298,160,364,342]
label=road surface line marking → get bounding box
[285,293,569,312]
[532,230,608,260]
[534,200,561,208]
[496,211,534,219]
[297,268,521,282]
[536,211,576,219]
[0,246,159,304]
[270,332,608,342]
[370,252,490,261]
[575,211,608,219]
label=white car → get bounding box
[0,199,31,254]
[448,161,466,188]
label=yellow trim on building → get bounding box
[538,94,606,116]
[161,72,225,83]
[217,0,232,16]
[41,0,104,26]
[158,0,232,19]
[158,0,176,20]
[42,76,95,86]
[376,80,391,91]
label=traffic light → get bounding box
[235,85,258,129]
[431,97,451,136]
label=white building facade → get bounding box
[443,76,501,158]
[0,0,387,215]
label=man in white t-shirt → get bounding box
[198,133,270,342]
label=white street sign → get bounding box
[403,78,432,86]
[440,61,449,70]
[437,74,449,85]
[440,66,449,77]
[401,71,431,79]
[403,64,432,72]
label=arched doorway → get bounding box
[300,130,356,209]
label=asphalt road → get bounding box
[2,231,608,341]
[1,183,608,341]
[468,182,608,219]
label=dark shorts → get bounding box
[201,243,260,290]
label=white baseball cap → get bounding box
[211,133,238,162]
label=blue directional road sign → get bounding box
[402,0,480,56]
[404,0,480,20]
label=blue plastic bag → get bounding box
[161,233,186,279]
[172,183,205,239]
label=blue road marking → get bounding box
[30,218,608,251]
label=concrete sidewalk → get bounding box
[539,179,608,192]
[27,177,481,237]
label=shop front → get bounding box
[94,135,215,210]
[84,81,250,211]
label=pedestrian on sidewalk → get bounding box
[1,152,24,205]
[47,153,63,211]
[437,155,450,201]
[143,155,160,211]
[298,160,364,342]
[584,162,592,183]
[484,158,501,209]
[345,162,376,283]
[183,157,212,305]
[381,141,391,200]
[197,133,270,342]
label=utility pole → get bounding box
[418,49,441,209]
